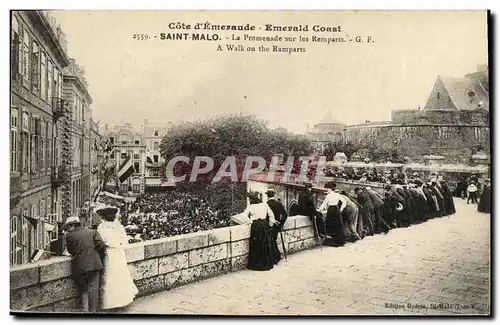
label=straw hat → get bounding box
[65,216,81,226]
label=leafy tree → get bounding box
[159,114,313,213]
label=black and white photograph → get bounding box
[9,9,491,316]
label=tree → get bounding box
[159,114,313,213]
[323,141,361,161]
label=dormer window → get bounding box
[468,90,476,98]
[154,130,159,136]
[437,92,440,100]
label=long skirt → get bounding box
[324,206,346,247]
[247,219,280,271]
[100,247,138,310]
[478,189,491,213]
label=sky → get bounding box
[50,10,488,133]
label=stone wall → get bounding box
[10,215,319,312]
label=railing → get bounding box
[51,97,66,122]
[51,165,69,188]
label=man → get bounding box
[298,182,326,237]
[339,190,362,241]
[266,189,288,241]
[355,187,375,235]
[65,216,106,313]
[384,184,405,228]
[365,187,390,234]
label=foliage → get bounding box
[322,140,405,163]
[159,114,313,212]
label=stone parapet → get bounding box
[10,215,318,312]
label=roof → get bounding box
[439,76,489,110]
[317,111,345,125]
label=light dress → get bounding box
[97,219,138,310]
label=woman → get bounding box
[478,179,491,213]
[96,206,138,311]
[244,192,280,271]
[319,183,348,247]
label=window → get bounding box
[133,162,140,174]
[40,199,46,219]
[21,217,28,264]
[40,121,45,170]
[21,28,30,84]
[31,41,39,92]
[120,184,128,192]
[82,101,85,121]
[133,149,140,160]
[153,155,159,163]
[153,142,159,151]
[40,52,46,101]
[47,122,52,168]
[47,61,53,102]
[31,117,39,173]
[11,108,19,172]
[57,72,62,99]
[110,150,115,159]
[48,209,58,241]
[154,130,159,136]
[10,215,18,266]
[109,136,114,144]
[121,150,127,159]
[11,14,20,76]
[134,138,140,145]
[120,135,127,144]
[22,112,29,172]
[437,92,440,100]
[53,68,59,98]
[132,178,140,193]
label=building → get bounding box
[10,11,70,266]
[61,59,93,220]
[89,119,101,201]
[309,64,490,164]
[305,111,346,152]
[143,119,175,192]
[103,123,147,195]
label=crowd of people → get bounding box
[119,191,232,241]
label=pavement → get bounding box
[127,199,491,315]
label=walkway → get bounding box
[128,199,490,315]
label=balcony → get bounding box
[52,97,67,122]
[51,165,69,188]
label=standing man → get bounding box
[298,182,326,237]
[354,187,375,234]
[364,187,390,234]
[65,216,106,313]
[266,189,288,263]
[266,189,288,239]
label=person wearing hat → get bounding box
[265,189,288,241]
[478,178,491,213]
[244,191,280,270]
[65,216,106,313]
[355,187,375,235]
[318,182,348,246]
[298,182,326,237]
[467,180,479,204]
[96,206,139,310]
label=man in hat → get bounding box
[298,182,326,237]
[266,189,288,240]
[65,216,106,313]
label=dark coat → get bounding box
[367,190,384,209]
[66,226,106,277]
[267,199,288,227]
[357,191,375,212]
[297,191,316,218]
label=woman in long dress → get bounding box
[319,183,348,247]
[96,206,139,311]
[244,192,280,271]
[478,179,491,213]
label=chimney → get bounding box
[144,118,149,126]
[125,123,132,129]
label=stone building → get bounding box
[10,11,70,266]
[89,119,101,201]
[61,59,93,219]
[305,111,346,152]
[142,119,174,192]
[341,64,489,164]
[103,123,147,195]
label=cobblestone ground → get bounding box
[127,199,490,315]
